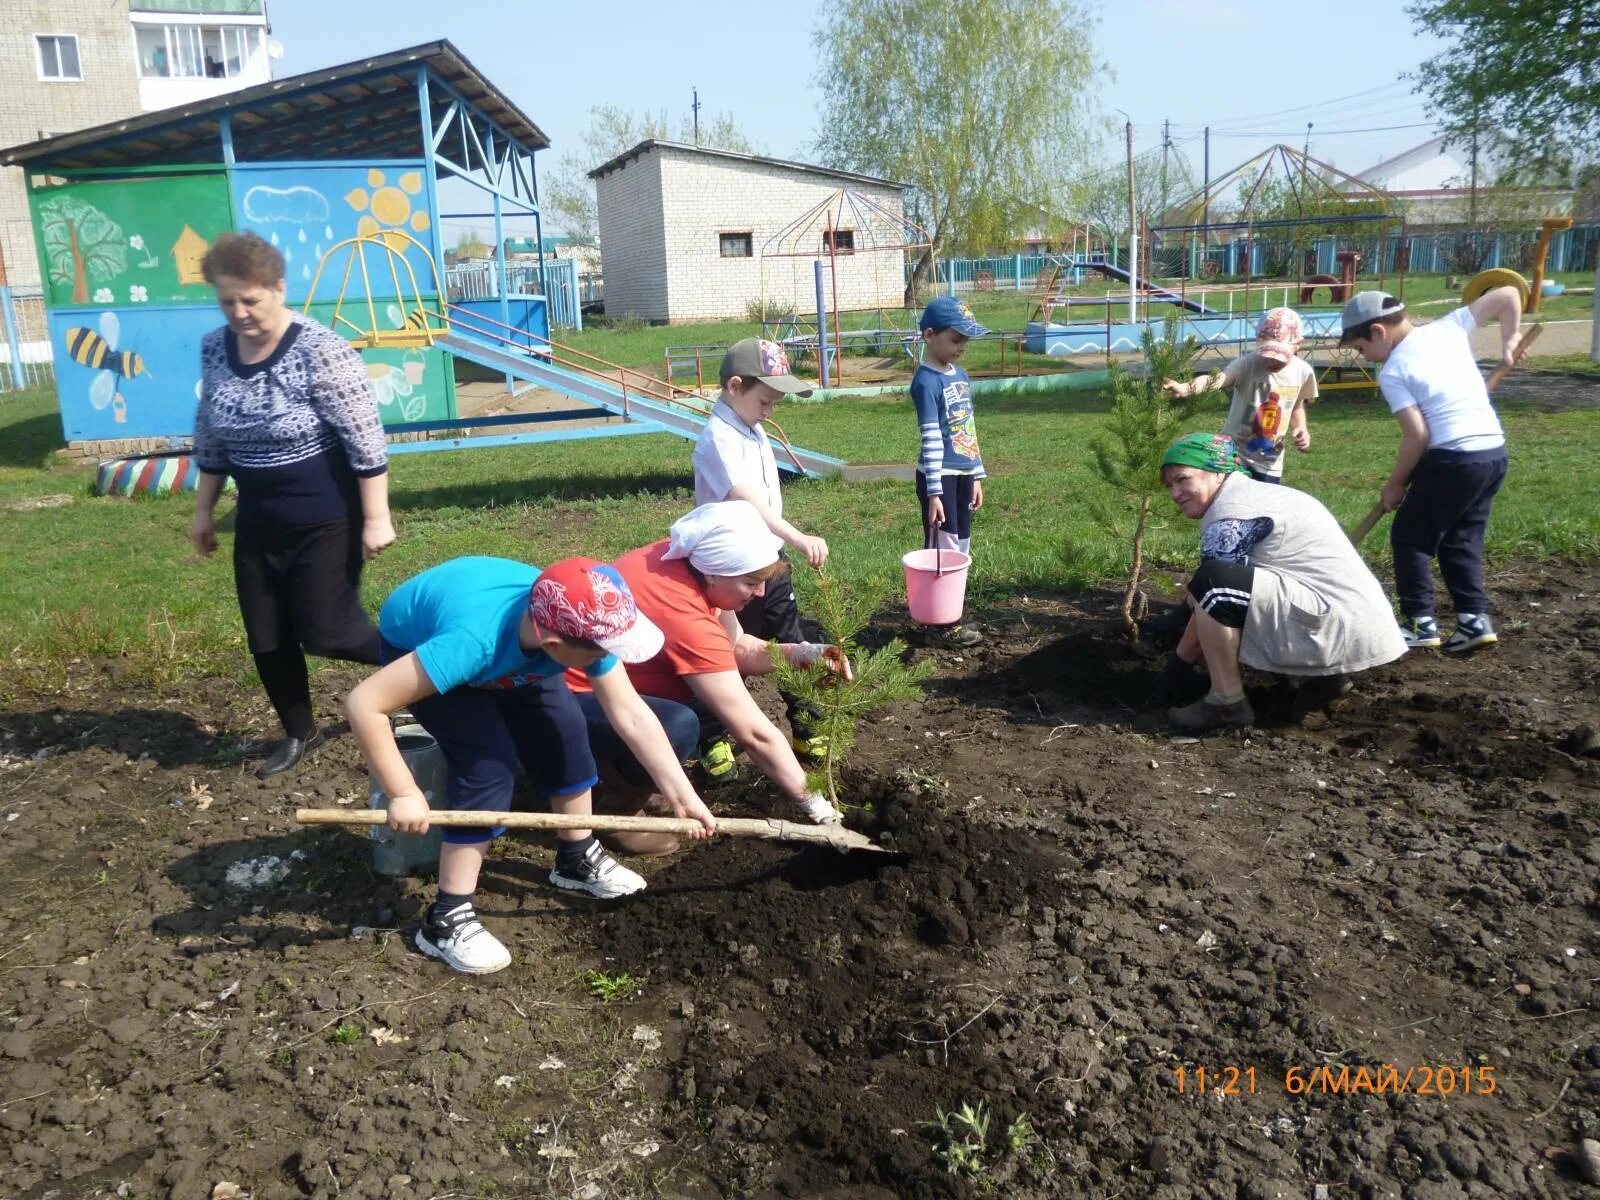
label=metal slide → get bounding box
[1066,256,1218,315]
[436,328,845,478]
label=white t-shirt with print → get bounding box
[1220,353,1319,477]
[1377,307,1504,451]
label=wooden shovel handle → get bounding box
[1485,321,1542,393]
[1349,500,1388,545]
[295,807,887,853]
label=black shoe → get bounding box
[257,730,324,779]
[1291,674,1353,722]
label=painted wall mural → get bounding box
[52,305,454,442]
[29,174,231,309]
[232,163,437,304]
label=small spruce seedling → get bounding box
[768,569,933,810]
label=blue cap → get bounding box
[919,295,988,337]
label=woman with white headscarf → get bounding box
[566,501,848,833]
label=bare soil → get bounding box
[1,560,1597,1200]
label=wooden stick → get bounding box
[1348,323,1542,546]
[295,807,888,854]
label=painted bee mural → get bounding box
[65,312,149,424]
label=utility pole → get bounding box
[691,87,701,145]
[1202,125,1211,274]
[1303,121,1312,159]
[1126,119,1138,322]
[1160,118,1170,213]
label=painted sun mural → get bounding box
[345,169,430,247]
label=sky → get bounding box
[265,0,1452,238]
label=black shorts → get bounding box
[233,518,375,658]
[916,471,976,545]
[736,550,805,644]
[1188,559,1254,629]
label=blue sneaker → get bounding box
[1443,613,1497,654]
[1399,615,1441,649]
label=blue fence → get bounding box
[445,258,585,329]
[933,225,1600,292]
[0,287,52,394]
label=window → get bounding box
[719,232,753,259]
[36,35,82,81]
[135,23,263,79]
[822,229,855,255]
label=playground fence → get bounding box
[932,224,1599,294]
[0,287,53,395]
[446,257,585,329]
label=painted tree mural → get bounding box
[39,195,127,304]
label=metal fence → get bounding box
[932,225,1600,293]
[444,257,585,329]
[0,287,52,394]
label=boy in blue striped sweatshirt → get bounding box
[911,295,988,648]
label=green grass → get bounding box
[2,357,1597,694]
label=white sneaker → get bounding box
[796,792,843,825]
[414,903,511,975]
[549,840,647,899]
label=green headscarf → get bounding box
[1161,432,1240,475]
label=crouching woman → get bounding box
[1155,433,1407,731]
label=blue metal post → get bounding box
[1014,253,1022,290]
[416,70,448,306]
[0,287,24,391]
[219,114,235,166]
[814,259,829,389]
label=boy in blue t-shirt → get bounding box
[911,294,988,648]
[347,556,716,975]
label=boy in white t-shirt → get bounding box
[1338,287,1525,653]
[690,338,829,777]
[1162,307,1317,483]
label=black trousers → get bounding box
[1391,448,1507,618]
[730,552,817,739]
[916,471,976,548]
[1188,559,1255,629]
[234,518,380,737]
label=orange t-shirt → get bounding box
[564,540,736,703]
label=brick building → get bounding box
[589,140,907,323]
[1,0,273,288]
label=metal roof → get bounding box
[0,40,548,171]
[587,140,905,190]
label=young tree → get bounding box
[767,571,932,810]
[1089,315,1213,641]
[813,0,1100,301]
[543,105,757,242]
[453,229,491,259]
[1408,0,1599,358]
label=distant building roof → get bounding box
[588,139,904,190]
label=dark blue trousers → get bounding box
[1390,447,1507,619]
[573,690,700,788]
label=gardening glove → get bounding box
[1149,653,1196,708]
[795,791,843,825]
[782,641,827,667]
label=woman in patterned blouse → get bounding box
[189,232,395,778]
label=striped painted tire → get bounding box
[95,454,232,498]
[1462,268,1529,306]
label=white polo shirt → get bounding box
[1377,307,1505,452]
[692,399,781,516]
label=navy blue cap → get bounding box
[919,295,988,337]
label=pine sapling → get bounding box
[768,569,933,809]
[1088,313,1215,640]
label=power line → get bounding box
[1212,121,1435,138]
[1163,80,1412,130]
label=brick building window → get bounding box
[822,229,855,255]
[35,35,82,82]
[718,232,753,258]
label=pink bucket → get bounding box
[902,547,971,626]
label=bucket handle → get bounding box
[925,520,946,577]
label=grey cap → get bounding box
[719,337,813,395]
[1338,291,1405,343]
